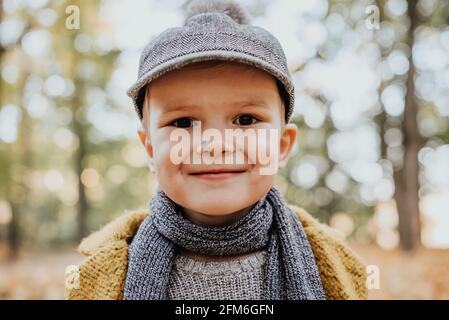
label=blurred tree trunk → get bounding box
[73,94,88,241]
[7,94,31,259]
[393,0,421,251]
[65,22,89,242]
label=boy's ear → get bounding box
[278,123,297,169]
[137,125,155,172]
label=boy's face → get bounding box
[137,62,297,221]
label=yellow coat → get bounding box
[65,205,368,300]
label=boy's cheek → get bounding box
[151,143,182,176]
[254,130,281,176]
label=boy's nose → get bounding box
[196,136,234,157]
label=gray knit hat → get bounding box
[127,0,295,122]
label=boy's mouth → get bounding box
[188,168,247,180]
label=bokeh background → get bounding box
[1,0,449,299]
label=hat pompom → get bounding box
[185,0,250,25]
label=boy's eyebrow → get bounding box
[163,104,198,111]
[159,104,200,115]
[162,96,272,112]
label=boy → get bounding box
[66,0,367,300]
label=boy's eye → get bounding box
[171,118,194,128]
[234,114,258,126]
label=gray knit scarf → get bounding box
[123,186,326,300]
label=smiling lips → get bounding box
[188,168,247,180]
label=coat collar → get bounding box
[78,209,148,256]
